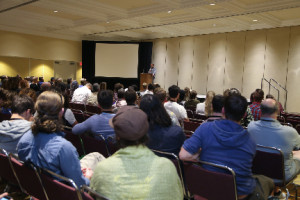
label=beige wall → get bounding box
[0,30,82,82]
[152,26,300,112]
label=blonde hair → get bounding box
[205,91,215,116]
[32,91,64,135]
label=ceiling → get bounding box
[1,0,300,42]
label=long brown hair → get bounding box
[32,91,64,135]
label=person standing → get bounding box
[148,64,156,83]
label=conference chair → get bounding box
[0,112,11,122]
[69,102,85,112]
[151,149,188,198]
[183,160,237,200]
[186,109,194,118]
[39,167,83,200]
[81,185,109,200]
[63,126,86,157]
[9,154,48,200]
[184,121,201,132]
[81,134,110,158]
[193,113,209,121]
[85,104,101,114]
[106,136,119,156]
[73,110,86,123]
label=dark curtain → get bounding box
[82,41,152,90]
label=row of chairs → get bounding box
[69,102,101,114]
[0,148,108,200]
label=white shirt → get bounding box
[71,86,91,105]
[196,102,205,114]
[164,101,187,121]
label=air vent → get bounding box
[54,61,60,64]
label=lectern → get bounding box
[140,73,153,89]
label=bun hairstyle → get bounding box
[32,91,64,135]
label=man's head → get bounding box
[260,98,279,118]
[92,83,100,93]
[148,83,154,91]
[85,83,92,90]
[190,90,197,100]
[212,95,224,114]
[109,106,149,148]
[150,64,154,68]
[154,87,166,103]
[97,90,113,109]
[117,88,125,99]
[168,85,180,99]
[224,95,248,122]
[125,89,137,105]
[142,82,147,90]
[253,89,264,103]
[11,95,34,120]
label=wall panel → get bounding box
[178,37,193,89]
[165,39,179,89]
[192,35,210,95]
[242,30,266,99]
[30,59,54,82]
[224,32,246,92]
[152,40,167,88]
[207,34,226,94]
[0,56,29,77]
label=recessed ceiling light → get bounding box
[213,24,216,27]
[167,10,172,14]
[253,19,258,22]
[53,10,58,13]
[106,21,110,23]
[210,3,215,6]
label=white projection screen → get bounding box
[95,43,139,78]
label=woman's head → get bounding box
[32,91,64,134]
[139,94,171,128]
[205,91,215,116]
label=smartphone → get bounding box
[0,196,12,200]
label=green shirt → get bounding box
[91,145,183,200]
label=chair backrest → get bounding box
[151,149,187,198]
[63,127,86,157]
[81,134,110,158]
[81,185,109,200]
[73,110,86,123]
[85,104,101,114]
[183,160,237,200]
[0,149,20,187]
[106,136,120,156]
[9,155,49,200]
[186,109,194,118]
[286,116,300,128]
[277,115,285,123]
[70,102,86,112]
[296,124,300,134]
[252,145,287,186]
[184,121,201,132]
[40,168,83,200]
[193,113,208,121]
[0,113,11,122]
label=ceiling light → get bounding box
[213,24,216,27]
[106,21,110,23]
[167,10,172,14]
[53,10,58,13]
[210,3,215,6]
[253,19,258,22]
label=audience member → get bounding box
[113,83,124,102]
[99,82,107,91]
[70,80,79,96]
[19,88,37,102]
[184,87,190,102]
[248,98,300,183]
[154,87,180,126]
[124,88,137,106]
[140,94,185,154]
[71,83,92,104]
[266,94,284,113]
[90,106,183,199]
[250,89,264,121]
[30,76,39,92]
[0,95,34,154]
[196,90,215,116]
[206,94,224,121]
[66,78,72,90]
[19,79,29,90]
[177,89,186,106]
[79,78,86,88]
[114,88,127,109]
[140,82,148,96]
[164,85,188,123]
[18,91,105,187]
[72,90,115,139]
[180,95,274,199]
[184,90,200,110]
[87,83,100,106]
[0,89,13,114]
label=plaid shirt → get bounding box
[249,102,261,121]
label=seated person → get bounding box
[90,106,183,199]
[72,90,115,139]
[184,90,200,110]
[248,98,300,182]
[0,95,34,154]
[87,83,100,106]
[206,94,224,121]
[17,91,104,187]
[140,94,185,155]
[124,88,138,106]
[180,95,274,200]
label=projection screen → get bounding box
[95,43,139,78]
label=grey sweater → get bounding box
[0,119,32,154]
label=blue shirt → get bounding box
[183,120,256,195]
[72,112,115,139]
[17,130,89,187]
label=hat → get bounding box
[109,106,149,141]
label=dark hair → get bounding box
[190,90,197,99]
[99,82,107,90]
[130,85,138,91]
[67,78,72,84]
[261,100,279,115]
[212,95,224,113]
[140,94,172,128]
[224,95,248,122]
[117,134,148,149]
[114,83,124,92]
[32,91,64,135]
[266,94,275,99]
[92,83,100,93]
[178,90,185,102]
[154,87,166,103]
[19,80,29,89]
[168,85,180,98]
[253,89,264,102]
[148,83,154,91]
[19,88,37,102]
[11,95,35,115]
[97,90,113,109]
[125,89,137,105]
[117,88,125,99]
